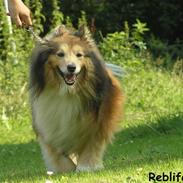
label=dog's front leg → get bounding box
[76,140,106,172]
[38,136,76,173]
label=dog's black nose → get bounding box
[67,64,76,73]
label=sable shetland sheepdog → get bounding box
[29,25,123,173]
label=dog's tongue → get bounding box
[66,74,75,81]
[65,74,76,84]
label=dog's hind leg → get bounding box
[76,140,106,172]
[38,137,76,173]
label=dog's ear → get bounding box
[55,25,68,36]
[76,25,95,46]
[44,25,69,41]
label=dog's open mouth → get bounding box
[63,74,77,85]
[57,67,78,86]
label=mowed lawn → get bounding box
[0,68,183,183]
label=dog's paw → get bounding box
[76,164,104,172]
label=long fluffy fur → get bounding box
[29,25,124,172]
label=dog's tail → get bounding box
[105,63,125,78]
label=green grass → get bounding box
[1,67,183,183]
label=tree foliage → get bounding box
[60,0,183,42]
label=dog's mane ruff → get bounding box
[29,42,58,97]
[75,47,113,121]
[78,47,123,141]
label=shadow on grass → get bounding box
[105,113,183,170]
[1,113,183,182]
[0,140,46,182]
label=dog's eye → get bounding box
[57,52,65,57]
[76,53,83,58]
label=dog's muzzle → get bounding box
[57,67,80,86]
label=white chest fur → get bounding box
[32,88,87,151]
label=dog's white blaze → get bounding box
[56,43,82,75]
[59,64,81,75]
[33,88,82,148]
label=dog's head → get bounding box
[46,32,88,86]
[30,25,105,96]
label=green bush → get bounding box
[99,20,149,70]
[148,36,183,68]
[60,0,183,43]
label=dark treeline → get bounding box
[39,0,183,60]
[43,0,183,42]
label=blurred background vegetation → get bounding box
[0,0,183,125]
